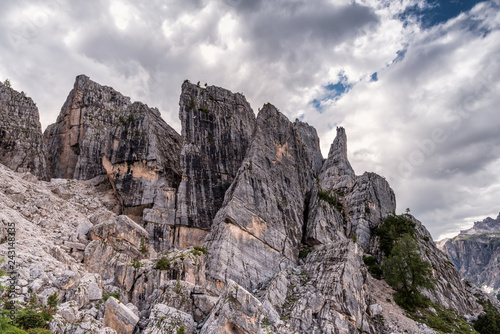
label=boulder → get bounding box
[53,270,80,290]
[103,296,139,334]
[89,215,149,249]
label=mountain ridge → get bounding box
[439,213,500,297]
[0,75,497,334]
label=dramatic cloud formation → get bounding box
[0,0,498,239]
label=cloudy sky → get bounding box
[1,0,499,240]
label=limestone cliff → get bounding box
[44,75,182,223]
[0,81,48,180]
[176,81,255,230]
[204,103,323,293]
[439,213,500,295]
[149,81,256,251]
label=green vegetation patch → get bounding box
[317,189,343,212]
[374,214,416,256]
[191,246,207,256]
[155,256,171,270]
[363,255,382,280]
[298,248,313,259]
[383,234,434,310]
[474,299,500,334]
[102,292,121,302]
[15,309,51,331]
[407,302,478,334]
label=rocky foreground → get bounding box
[0,76,497,333]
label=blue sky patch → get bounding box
[311,72,352,112]
[370,72,378,82]
[399,0,485,29]
[393,49,407,64]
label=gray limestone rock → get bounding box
[58,301,82,323]
[0,81,48,180]
[305,127,396,250]
[44,75,182,221]
[408,215,482,315]
[53,270,81,290]
[114,248,207,311]
[84,215,152,280]
[0,79,494,334]
[439,213,500,295]
[144,304,195,334]
[158,82,257,251]
[51,310,118,334]
[200,280,262,334]
[84,239,137,281]
[204,103,322,293]
[262,240,375,334]
[89,215,149,250]
[193,294,218,323]
[103,296,139,334]
[176,81,256,229]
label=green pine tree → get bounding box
[382,234,434,310]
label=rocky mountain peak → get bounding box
[305,125,395,249]
[44,75,182,224]
[460,213,500,235]
[0,77,496,334]
[204,102,323,293]
[174,80,255,249]
[325,126,355,177]
[440,213,500,296]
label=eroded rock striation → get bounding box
[439,213,500,295]
[172,82,256,248]
[204,103,323,293]
[0,81,48,180]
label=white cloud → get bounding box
[329,1,500,239]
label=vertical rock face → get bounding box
[0,81,47,180]
[439,213,500,294]
[44,75,182,221]
[176,82,256,231]
[305,127,396,250]
[204,104,323,292]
